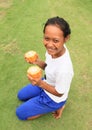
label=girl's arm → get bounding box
[38,80,63,97]
[25,55,47,70]
[33,59,47,70]
[27,75,63,97]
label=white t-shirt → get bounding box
[44,45,74,103]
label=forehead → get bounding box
[44,25,64,37]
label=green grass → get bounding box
[0,0,92,130]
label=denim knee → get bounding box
[17,90,26,101]
[16,107,27,120]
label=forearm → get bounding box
[27,75,63,97]
[35,59,47,70]
[38,80,63,97]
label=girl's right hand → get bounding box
[24,56,39,64]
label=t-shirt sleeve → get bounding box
[55,72,73,94]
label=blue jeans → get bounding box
[16,84,66,120]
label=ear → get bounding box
[65,35,70,43]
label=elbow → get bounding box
[55,89,63,97]
[55,92,63,97]
[57,93,63,97]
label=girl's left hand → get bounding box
[27,74,41,86]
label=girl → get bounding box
[16,16,74,120]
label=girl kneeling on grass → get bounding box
[16,16,74,120]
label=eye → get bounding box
[53,39,59,43]
[44,37,50,41]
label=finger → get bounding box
[24,57,29,62]
[27,74,32,79]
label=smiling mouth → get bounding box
[47,47,56,51]
[47,48,55,53]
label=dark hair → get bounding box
[43,16,71,38]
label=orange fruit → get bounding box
[27,66,42,79]
[25,51,38,62]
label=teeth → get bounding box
[48,49,55,51]
[48,48,54,50]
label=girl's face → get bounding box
[43,25,69,58]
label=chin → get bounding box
[48,51,54,56]
[47,50,54,55]
[48,53,55,58]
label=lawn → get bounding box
[0,0,92,130]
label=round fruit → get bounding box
[27,66,42,79]
[25,51,38,62]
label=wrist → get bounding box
[38,80,43,87]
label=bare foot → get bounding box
[52,105,65,119]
